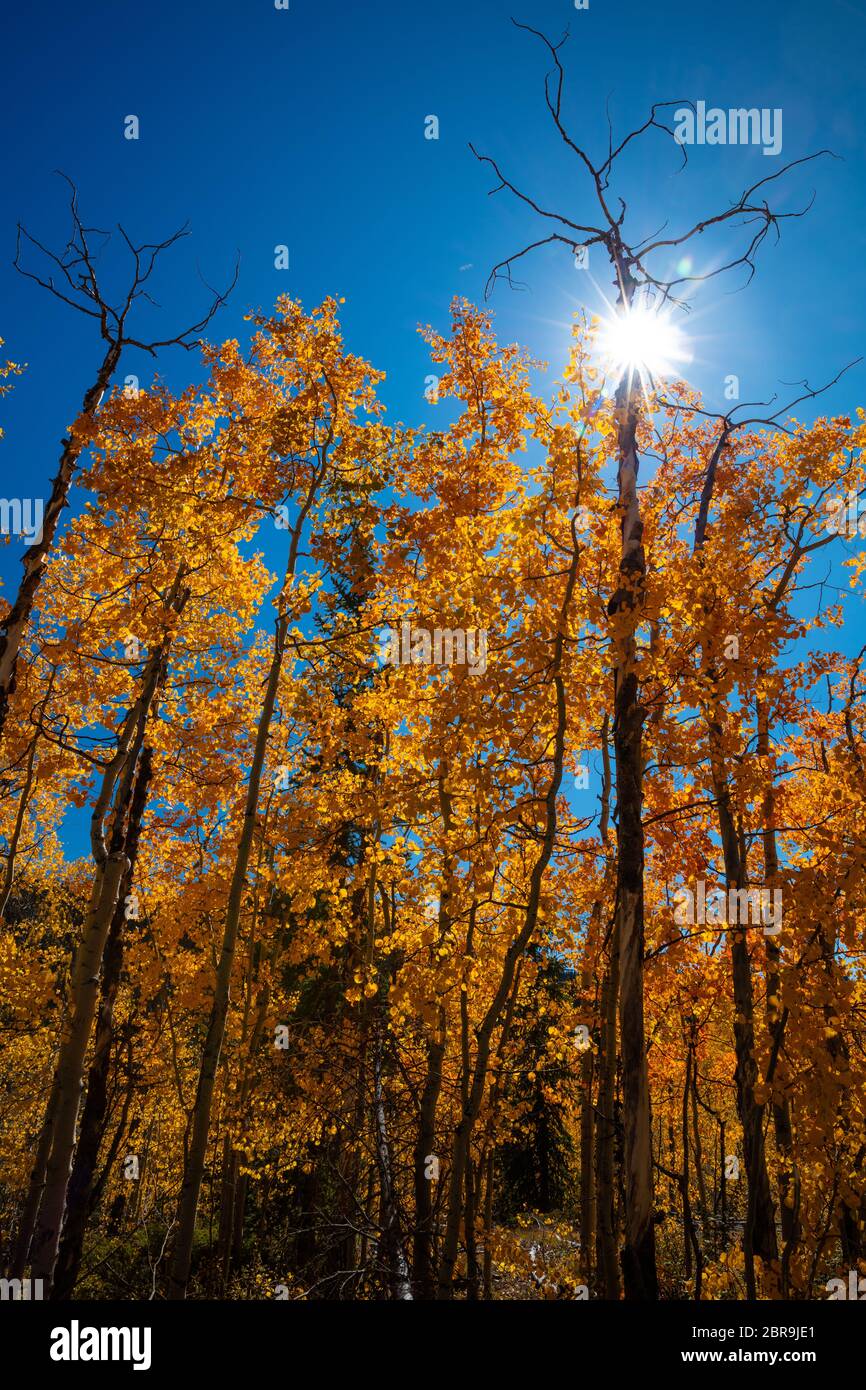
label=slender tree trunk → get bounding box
[579,1012,596,1280]
[608,267,657,1298]
[0,341,121,738]
[372,1025,412,1300]
[230,1171,248,1269]
[579,905,599,1281]
[756,700,798,1278]
[168,614,287,1298]
[704,716,778,1294]
[719,1118,728,1252]
[413,1020,446,1298]
[476,965,522,1301]
[693,434,779,1294]
[29,853,132,1284]
[31,600,182,1289]
[689,1036,711,1244]
[464,1156,479,1300]
[592,720,617,1297]
[412,770,458,1296]
[0,732,38,921]
[436,509,579,1298]
[216,1139,238,1293]
[169,483,322,1298]
[482,1149,495,1299]
[218,893,279,1293]
[8,1072,60,1278]
[459,902,479,1298]
[595,933,621,1298]
[817,916,862,1267]
[52,748,153,1299]
[732,927,779,1291]
[681,1047,704,1295]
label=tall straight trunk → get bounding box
[227,1015,279,1277]
[216,1138,238,1293]
[679,1069,691,1281]
[318,882,371,1291]
[578,897,602,1281]
[482,1149,495,1299]
[731,903,778,1289]
[169,478,322,1299]
[688,1035,711,1242]
[0,341,121,738]
[413,1020,446,1298]
[437,514,579,1298]
[230,1171,248,1268]
[331,862,380,1289]
[613,636,656,1299]
[681,1045,703,1296]
[595,937,621,1298]
[693,446,777,1296]
[217,886,280,1293]
[372,1025,412,1300]
[168,610,287,1298]
[719,1118,728,1251]
[756,699,798,1275]
[52,749,153,1299]
[464,1156,479,1299]
[592,721,617,1296]
[578,997,596,1281]
[703,712,778,1295]
[8,1071,61,1278]
[31,592,184,1288]
[476,963,522,1301]
[31,861,134,1283]
[816,916,862,1266]
[459,903,479,1297]
[608,265,657,1299]
[412,769,457,1296]
[0,732,39,921]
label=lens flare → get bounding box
[597,301,690,388]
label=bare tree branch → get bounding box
[0,175,239,740]
[473,26,835,309]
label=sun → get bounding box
[597,300,690,390]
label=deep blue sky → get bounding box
[2,0,864,474]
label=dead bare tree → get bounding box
[0,173,237,738]
[473,19,834,1299]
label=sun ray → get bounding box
[597,297,692,396]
